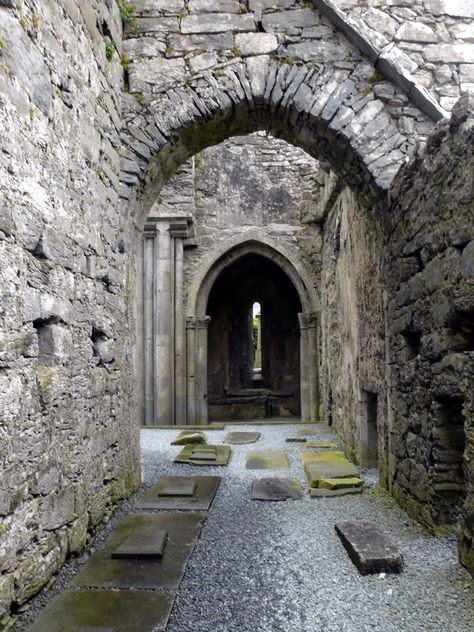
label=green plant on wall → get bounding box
[118,0,136,28]
[105,39,115,61]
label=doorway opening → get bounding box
[206,253,302,421]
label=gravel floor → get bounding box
[15,423,474,632]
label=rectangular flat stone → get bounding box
[304,461,359,487]
[174,444,231,466]
[111,528,167,559]
[297,428,323,435]
[71,513,204,590]
[136,477,221,511]
[224,431,260,444]
[181,13,255,34]
[309,487,363,498]
[335,521,404,575]
[252,478,302,501]
[158,481,197,497]
[246,451,289,470]
[317,477,363,490]
[25,589,174,632]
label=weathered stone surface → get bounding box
[189,0,239,11]
[225,432,261,444]
[158,481,197,497]
[318,477,363,490]
[0,11,52,115]
[262,8,319,30]
[181,13,256,34]
[395,22,437,44]
[136,476,221,511]
[171,431,206,446]
[111,528,168,559]
[252,478,302,501]
[235,33,278,56]
[424,44,474,64]
[129,58,186,92]
[24,589,174,632]
[72,513,204,589]
[309,487,362,498]
[175,445,231,466]
[246,451,289,470]
[335,522,404,575]
[424,0,474,18]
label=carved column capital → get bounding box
[186,315,211,330]
[298,311,320,330]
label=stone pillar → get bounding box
[299,312,320,422]
[186,316,211,426]
[139,215,193,425]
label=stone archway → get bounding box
[186,237,320,425]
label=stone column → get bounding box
[196,316,211,425]
[140,215,193,426]
[185,316,211,425]
[299,312,320,422]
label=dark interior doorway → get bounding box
[206,253,302,421]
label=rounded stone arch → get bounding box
[122,56,437,229]
[186,232,319,318]
[185,234,321,425]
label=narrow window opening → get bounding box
[360,390,378,468]
[252,302,262,384]
[400,329,422,360]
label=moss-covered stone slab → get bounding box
[136,477,221,511]
[252,478,302,501]
[297,428,323,435]
[246,451,289,470]
[300,450,348,466]
[301,451,359,488]
[309,487,363,498]
[306,442,338,448]
[335,521,404,575]
[71,513,204,590]
[304,462,359,487]
[317,477,363,490]
[224,431,261,444]
[25,589,174,632]
[174,444,231,466]
[171,431,207,446]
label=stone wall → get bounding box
[386,95,474,571]
[331,0,474,112]
[319,181,387,481]
[0,1,140,624]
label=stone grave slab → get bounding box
[171,430,206,446]
[25,589,174,632]
[111,527,167,559]
[174,444,231,466]
[158,481,197,497]
[318,477,363,490]
[335,521,404,575]
[225,431,261,444]
[190,446,218,461]
[305,442,338,448]
[252,478,302,501]
[309,487,363,498]
[300,450,348,466]
[304,461,359,487]
[246,451,289,470]
[136,476,221,511]
[297,428,323,435]
[71,513,204,590]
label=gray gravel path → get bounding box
[142,424,474,632]
[15,423,474,632]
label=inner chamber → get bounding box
[206,253,302,421]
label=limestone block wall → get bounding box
[183,132,322,308]
[320,183,387,480]
[386,95,474,571]
[331,0,474,112]
[0,1,140,623]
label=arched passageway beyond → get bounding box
[207,253,302,421]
